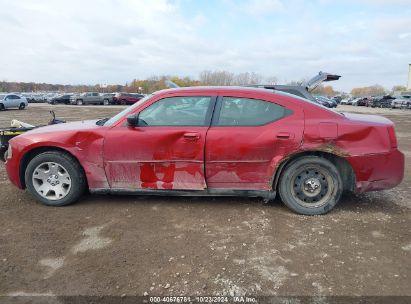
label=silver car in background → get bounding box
[0,93,28,110]
[392,96,411,109]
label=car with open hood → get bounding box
[4,86,404,215]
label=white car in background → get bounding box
[392,95,411,109]
[0,93,28,110]
[351,97,361,106]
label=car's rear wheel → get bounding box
[25,151,86,206]
[120,99,127,105]
[19,103,26,110]
[0,104,5,111]
[103,99,109,105]
[278,156,342,215]
[76,99,83,105]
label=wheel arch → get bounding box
[273,151,356,193]
[19,146,87,189]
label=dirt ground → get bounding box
[0,104,410,300]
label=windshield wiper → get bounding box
[96,118,110,125]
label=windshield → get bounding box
[103,94,154,126]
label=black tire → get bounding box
[76,99,83,105]
[19,103,26,110]
[120,99,127,105]
[25,151,86,206]
[278,156,342,215]
[103,99,109,105]
[0,103,4,111]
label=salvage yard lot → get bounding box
[0,104,410,297]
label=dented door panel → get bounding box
[103,127,207,190]
[205,94,304,190]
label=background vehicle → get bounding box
[49,94,72,105]
[370,95,395,108]
[102,93,115,105]
[314,95,337,108]
[113,92,145,105]
[70,92,108,105]
[355,97,369,106]
[392,95,411,109]
[30,94,47,103]
[351,97,361,106]
[0,94,28,110]
[5,87,404,216]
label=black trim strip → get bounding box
[90,188,276,200]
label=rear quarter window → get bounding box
[215,97,292,126]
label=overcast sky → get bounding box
[0,0,410,91]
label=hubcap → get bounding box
[32,162,72,200]
[291,167,333,207]
[303,177,321,196]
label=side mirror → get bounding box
[127,114,139,127]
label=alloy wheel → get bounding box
[32,162,72,200]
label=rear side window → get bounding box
[216,97,290,126]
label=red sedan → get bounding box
[4,87,404,215]
[113,93,145,105]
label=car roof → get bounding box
[154,86,277,95]
[153,85,334,110]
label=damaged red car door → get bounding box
[205,93,304,190]
[103,95,214,190]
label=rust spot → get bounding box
[313,142,350,157]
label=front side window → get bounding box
[216,97,290,126]
[139,96,211,126]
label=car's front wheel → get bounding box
[25,151,86,206]
[278,156,342,215]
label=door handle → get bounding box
[184,132,201,141]
[276,132,292,139]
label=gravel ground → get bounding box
[0,103,410,300]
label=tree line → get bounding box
[0,71,277,94]
[0,70,406,96]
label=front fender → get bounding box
[10,130,108,190]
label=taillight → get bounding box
[387,126,398,148]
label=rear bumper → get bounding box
[346,149,404,193]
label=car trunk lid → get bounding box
[341,112,394,126]
[303,72,341,92]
